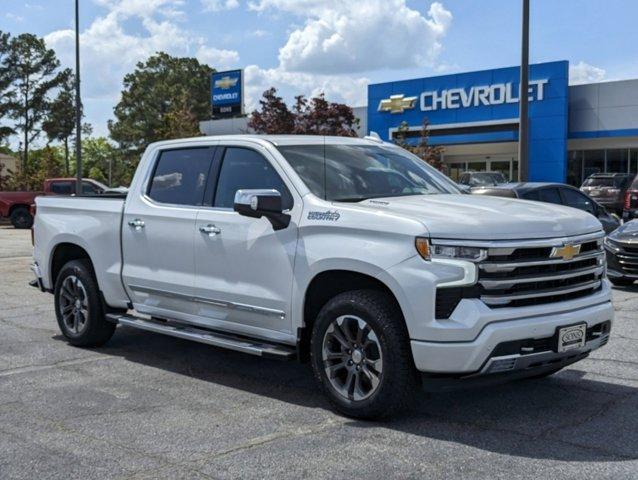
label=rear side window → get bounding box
[148,148,212,206]
[214,147,293,209]
[538,188,562,204]
[50,181,73,194]
[522,190,539,201]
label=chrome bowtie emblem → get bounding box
[377,94,417,114]
[214,76,238,90]
[551,243,581,261]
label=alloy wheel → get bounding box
[58,275,89,335]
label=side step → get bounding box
[105,313,296,360]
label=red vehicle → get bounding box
[0,178,108,229]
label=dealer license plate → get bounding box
[557,323,587,352]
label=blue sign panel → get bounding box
[211,69,243,117]
[368,61,569,182]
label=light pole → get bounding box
[74,0,83,195]
[518,0,530,182]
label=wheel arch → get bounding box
[298,269,405,362]
[8,203,31,216]
[50,242,94,287]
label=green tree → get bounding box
[108,52,214,153]
[4,33,67,186]
[156,92,202,140]
[26,146,65,190]
[42,69,76,175]
[80,137,118,186]
[0,30,15,143]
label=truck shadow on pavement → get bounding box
[87,326,638,463]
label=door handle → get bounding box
[128,218,145,230]
[199,224,221,236]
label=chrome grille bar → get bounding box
[479,249,604,273]
[479,265,604,289]
[481,280,602,306]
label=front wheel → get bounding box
[310,290,421,419]
[54,259,116,347]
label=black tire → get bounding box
[310,289,421,420]
[610,277,634,287]
[10,207,33,229]
[54,259,116,347]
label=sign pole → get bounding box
[74,0,83,195]
[518,0,530,182]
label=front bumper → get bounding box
[410,298,613,375]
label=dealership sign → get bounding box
[211,69,244,118]
[378,79,549,113]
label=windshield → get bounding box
[276,143,459,202]
[469,172,506,186]
[582,177,627,188]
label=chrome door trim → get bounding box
[128,284,286,319]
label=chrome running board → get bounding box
[105,313,296,360]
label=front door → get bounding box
[193,145,300,341]
[122,146,215,320]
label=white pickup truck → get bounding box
[31,135,613,418]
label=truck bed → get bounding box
[33,195,130,309]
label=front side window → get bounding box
[214,147,293,209]
[277,143,459,202]
[562,188,595,214]
[148,148,212,206]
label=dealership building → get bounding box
[200,60,638,185]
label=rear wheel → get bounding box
[54,259,116,347]
[310,290,420,419]
[610,277,635,287]
[10,207,33,229]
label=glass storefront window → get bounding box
[606,149,628,173]
[583,150,605,180]
[630,149,638,174]
[567,150,583,186]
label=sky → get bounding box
[1,0,637,141]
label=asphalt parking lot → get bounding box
[1,225,637,479]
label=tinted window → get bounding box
[82,181,102,195]
[522,190,540,201]
[148,148,212,206]
[582,176,630,188]
[562,188,595,214]
[538,188,562,204]
[50,181,73,194]
[277,144,458,202]
[214,147,293,209]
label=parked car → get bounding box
[31,135,613,419]
[471,182,620,234]
[604,220,638,286]
[623,175,638,221]
[0,178,109,229]
[458,171,508,188]
[580,173,635,215]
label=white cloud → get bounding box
[251,29,269,37]
[5,13,24,23]
[243,64,368,113]
[202,0,240,12]
[569,61,606,85]
[249,0,452,74]
[196,45,240,69]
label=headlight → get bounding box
[415,238,487,262]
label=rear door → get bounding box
[193,144,300,340]
[121,146,216,320]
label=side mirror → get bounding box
[233,189,291,231]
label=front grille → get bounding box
[607,239,638,275]
[434,235,605,318]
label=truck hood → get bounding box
[357,194,602,240]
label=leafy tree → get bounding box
[394,119,445,171]
[247,87,295,134]
[156,92,202,140]
[4,33,67,186]
[0,30,14,143]
[0,158,13,190]
[108,52,214,153]
[248,87,359,136]
[42,69,76,175]
[26,146,65,190]
[292,93,359,136]
[79,137,119,186]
